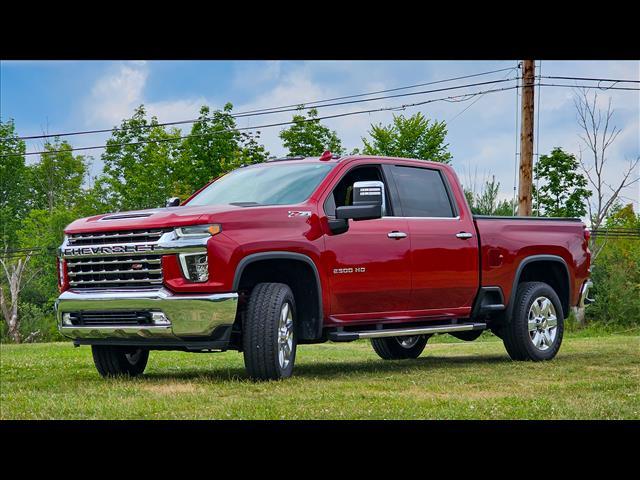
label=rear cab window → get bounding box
[388,165,456,218]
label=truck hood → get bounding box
[64,205,246,234]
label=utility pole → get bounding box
[517,59,535,216]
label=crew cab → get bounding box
[55,153,593,380]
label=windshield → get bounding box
[187,163,334,207]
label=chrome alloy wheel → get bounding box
[277,302,294,370]
[528,296,558,351]
[397,336,420,348]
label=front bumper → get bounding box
[55,288,238,340]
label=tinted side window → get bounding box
[324,165,387,217]
[391,166,454,217]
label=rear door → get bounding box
[386,164,479,314]
[322,164,411,319]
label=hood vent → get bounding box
[100,212,153,221]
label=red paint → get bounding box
[62,156,591,326]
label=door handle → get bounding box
[387,231,408,239]
[456,232,473,239]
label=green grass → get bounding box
[1,333,638,419]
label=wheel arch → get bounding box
[233,251,324,341]
[507,255,571,320]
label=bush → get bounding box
[586,204,640,328]
[0,301,63,344]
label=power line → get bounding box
[3,84,521,158]
[541,75,640,84]
[538,83,640,91]
[9,75,519,142]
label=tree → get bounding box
[533,147,591,218]
[180,104,268,193]
[0,119,28,249]
[362,112,452,163]
[0,253,39,343]
[574,89,639,258]
[99,105,185,211]
[28,139,88,213]
[279,108,343,157]
[465,174,514,216]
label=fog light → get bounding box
[178,253,209,282]
[62,313,72,326]
[150,312,170,325]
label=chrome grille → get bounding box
[67,254,163,288]
[67,229,169,246]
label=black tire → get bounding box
[91,345,149,377]
[503,281,564,361]
[371,335,430,360]
[242,282,297,380]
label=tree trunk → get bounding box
[572,306,586,327]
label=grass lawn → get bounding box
[1,333,638,419]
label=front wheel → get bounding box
[242,282,297,380]
[91,345,149,377]
[371,335,430,360]
[503,281,564,361]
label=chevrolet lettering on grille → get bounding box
[64,244,157,257]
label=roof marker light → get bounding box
[319,150,333,161]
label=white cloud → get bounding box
[85,63,149,126]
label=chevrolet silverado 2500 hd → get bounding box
[55,153,593,380]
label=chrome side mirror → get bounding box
[166,197,181,207]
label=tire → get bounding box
[91,345,149,377]
[503,281,564,361]
[242,282,297,380]
[371,335,430,360]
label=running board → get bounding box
[328,322,487,342]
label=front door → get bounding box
[322,164,411,320]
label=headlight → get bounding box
[178,252,209,282]
[175,224,221,238]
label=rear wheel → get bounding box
[242,282,297,380]
[503,281,564,361]
[91,345,149,377]
[371,335,430,360]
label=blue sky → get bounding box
[1,60,638,210]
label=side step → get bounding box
[328,322,487,342]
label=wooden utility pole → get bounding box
[517,60,535,216]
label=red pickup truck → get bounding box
[56,154,592,380]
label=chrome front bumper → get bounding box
[579,280,594,308]
[55,288,238,340]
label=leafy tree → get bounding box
[465,175,513,216]
[362,113,452,163]
[0,119,28,249]
[533,147,590,218]
[99,105,185,211]
[180,104,268,193]
[587,203,640,327]
[28,139,87,212]
[279,108,343,157]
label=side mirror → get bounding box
[166,197,181,207]
[335,181,385,221]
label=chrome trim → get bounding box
[579,280,594,308]
[355,323,485,339]
[56,288,238,339]
[59,230,208,258]
[387,231,408,239]
[68,268,162,277]
[456,232,473,239]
